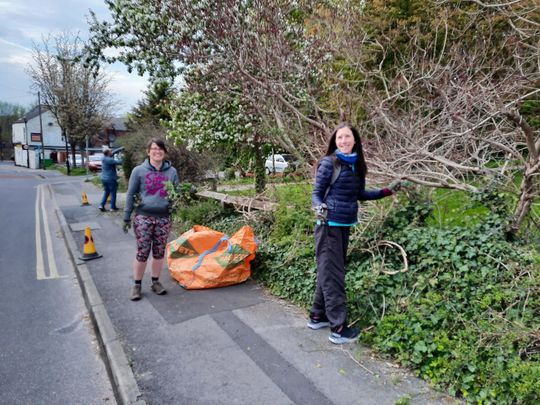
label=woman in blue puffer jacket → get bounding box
[308,122,401,344]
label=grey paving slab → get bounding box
[70,221,101,231]
[234,300,452,405]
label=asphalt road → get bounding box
[0,162,116,405]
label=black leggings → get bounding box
[310,224,350,328]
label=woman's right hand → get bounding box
[313,203,328,221]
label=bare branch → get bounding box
[464,0,526,8]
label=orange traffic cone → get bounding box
[81,192,90,206]
[80,227,102,261]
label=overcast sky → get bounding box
[0,0,148,115]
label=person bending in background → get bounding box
[309,122,401,344]
[123,138,179,301]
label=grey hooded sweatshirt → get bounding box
[123,159,179,221]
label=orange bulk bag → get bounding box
[166,225,258,289]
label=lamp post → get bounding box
[85,134,89,180]
[63,128,70,175]
[38,92,45,169]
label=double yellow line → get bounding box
[35,184,62,280]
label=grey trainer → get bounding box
[131,284,142,301]
[307,314,330,330]
[151,281,166,295]
[329,324,360,345]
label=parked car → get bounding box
[264,154,297,174]
[87,154,104,172]
[68,154,82,167]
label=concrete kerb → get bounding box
[49,184,145,405]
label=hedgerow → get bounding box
[346,195,539,404]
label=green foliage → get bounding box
[173,199,229,233]
[224,168,236,181]
[126,80,175,129]
[168,183,233,234]
[119,123,213,183]
[221,173,307,192]
[51,164,87,176]
[166,89,271,190]
[167,90,253,151]
[253,185,316,303]
[122,80,217,182]
[429,189,489,228]
[268,184,313,242]
[119,123,152,180]
[0,101,27,141]
[121,147,136,180]
[395,396,412,405]
[348,196,539,404]
[521,99,540,129]
[0,101,27,160]
[0,101,27,117]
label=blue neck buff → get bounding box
[335,150,358,165]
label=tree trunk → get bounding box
[253,136,266,194]
[507,173,535,238]
[70,145,78,168]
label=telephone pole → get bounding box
[38,92,45,169]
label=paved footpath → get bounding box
[51,176,458,405]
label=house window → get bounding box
[31,133,42,142]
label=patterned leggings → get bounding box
[133,214,172,262]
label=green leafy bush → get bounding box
[119,123,213,182]
[346,195,540,404]
[168,184,233,234]
[224,167,236,180]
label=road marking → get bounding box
[0,174,37,179]
[41,186,60,278]
[35,185,46,280]
[35,185,62,280]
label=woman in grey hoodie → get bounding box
[123,138,179,301]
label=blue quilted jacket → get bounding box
[312,155,386,224]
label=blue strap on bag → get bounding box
[192,236,230,271]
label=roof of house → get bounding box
[13,105,51,123]
[14,107,128,133]
[14,104,128,131]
